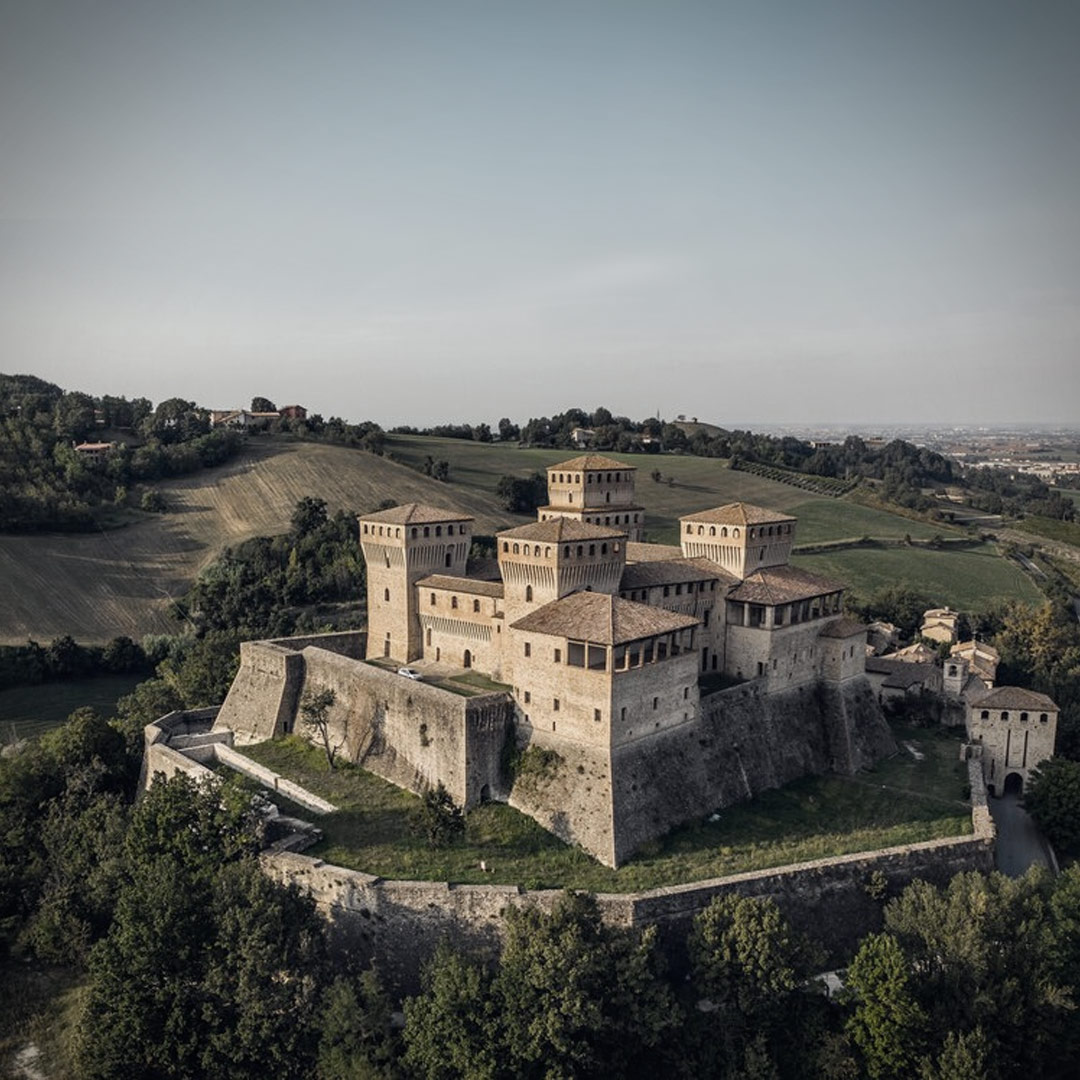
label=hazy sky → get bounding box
[2,0,1079,427]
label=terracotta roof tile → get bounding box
[620,560,717,589]
[728,565,844,605]
[361,503,473,525]
[681,503,797,526]
[970,686,1058,711]
[549,455,635,472]
[416,575,504,598]
[510,592,698,644]
[625,541,684,562]
[497,518,626,542]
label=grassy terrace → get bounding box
[794,541,1043,609]
[241,725,972,893]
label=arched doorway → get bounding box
[1003,772,1024,796]
[463,649,472,669]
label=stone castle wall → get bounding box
[263,759,992,994]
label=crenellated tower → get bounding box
[359,503,474,662]
[538,455,645,541]
[496,518,627,626]
[679,504,796,580]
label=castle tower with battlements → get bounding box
[359,504,474,663]
[538,455,645,541]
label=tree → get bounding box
[292,495,329,537]
[402,944,499,1080]
[141,489,166,512]
[431,459,450,482]
[251,396,277,412]
[687,894,823,1074]
[317,970,401,1080]
[497,417,519,442]
[409,782,465,849]
[845,933,928,1079]
[1025,758,1080,854]
[301,687,342,769]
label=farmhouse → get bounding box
[217,455,898,866]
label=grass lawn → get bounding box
[0,674,146,743]
[240,727,971,892]
[793,542,1043,609]
[383,434,956,550]
[789,499,957,544]
[0,962,85,1080]
[1015,515,1080,550]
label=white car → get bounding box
[396,667,423,680]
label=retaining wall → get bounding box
[265,758,993,993]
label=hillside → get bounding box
[0,440,518,644]
[0,435,1043,644]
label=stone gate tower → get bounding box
[359,504,474,663]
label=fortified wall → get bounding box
[214,631,512,810]
[261,757,992,993]
[145,710,991,996]
[509,676,895,867]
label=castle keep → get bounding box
[216,455,895,866]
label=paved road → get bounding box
[989,792,1054,877]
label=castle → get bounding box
[216,455,896,866]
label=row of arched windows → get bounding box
[979,710,1050,723]
[500,541,621,557]
[361,522,467,539]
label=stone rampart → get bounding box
[265,759,993,993]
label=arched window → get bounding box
[473,599,480,612]
[604,492,610,503]
[589,544,595,556]
[698,525,704,535]
[1020,712,1029,722]
[430,592,436,605]
[685,524,692,534]
[710,526,716,536]
[435,525,442,537]
[503,542,509,552]
[411,527,417,537]
[577,545,583,556]
[451,596,458,609]
[447,525,453,535]
[534,545,541,556]
[445,549,453,568]
[544,546,550,557]
[424,526,430,537]
[564,546,570,557]
[1041,713,1049,723]
[721,527,727,537]
[513,543,520,554]
[981,710,989,719]
[733,528,740,538]
[601,543,607,554]
[1001,711,1009,721]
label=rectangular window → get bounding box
[656,640,667,660]
[567,642,586,667]
[553,698,560,712]
[628,643,640,666]
[652,697,658,710]
[524,642,531,657]
[554,647,561,663]
[594,709,601,723]
[613,645,627,670]
[587,644,607,670]
[524,691,531,704]
[620,707,626,721]
[643,641,654,664]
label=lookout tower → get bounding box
[538,455,645,541]
[496,518,627,625]
[359,503,474,663]
[680,504,796,580]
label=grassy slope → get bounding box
[1015,515,1080,548]
[794,542,1043,609]
[0,439,516,645]
[242,727,970,891]
[0,434,1039,643]
[0,674,146,742]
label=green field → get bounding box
[1015,515,1080,549]
[0,674,145,743]
[1058,489,1080,507]
[794,542,1043,610]
[788,499,956,544]
[384,435,959,547]
[239,728,970,892]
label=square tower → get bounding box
[968,687,1058,797]
[539,455,645,541]
[359,504,474,663]
[680,503,796,580]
